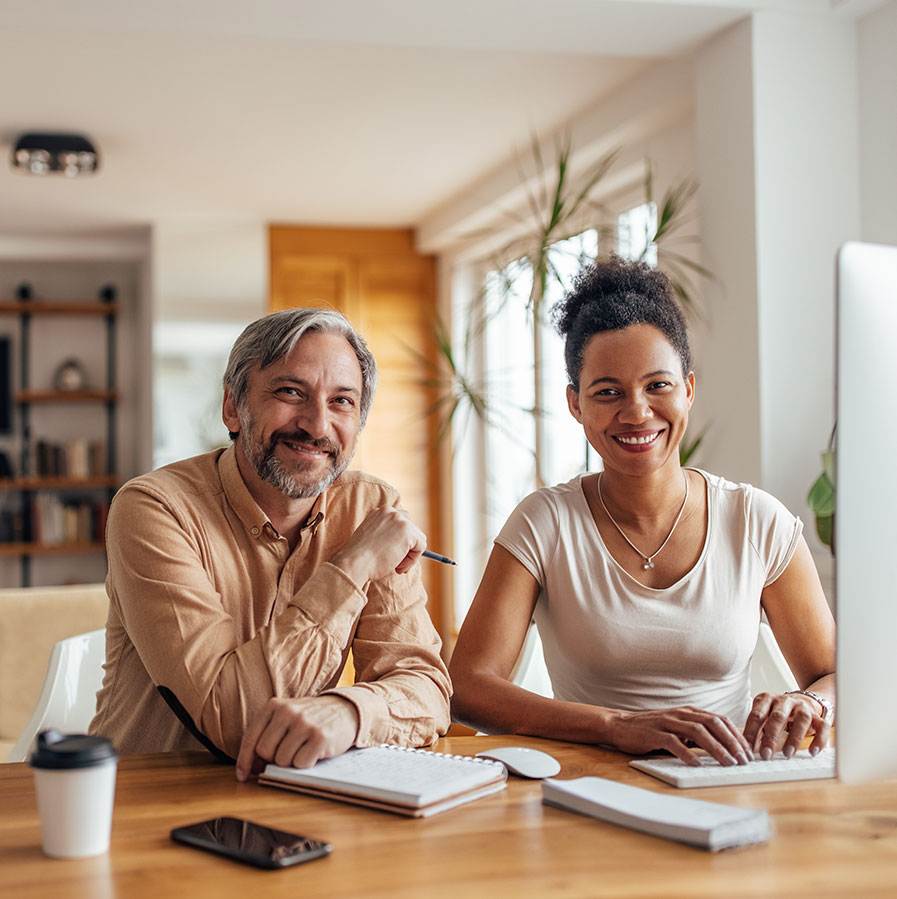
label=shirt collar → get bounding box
[218,443,327,537]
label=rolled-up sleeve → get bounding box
[325,563,451,747]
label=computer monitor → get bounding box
[835,240,897,784]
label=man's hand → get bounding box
[609,706,754,767]
[331,506,427,584]
[235,695,360,781]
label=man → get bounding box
[90,309,451,780]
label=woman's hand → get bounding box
[609,706,754,767]
[742,692,831,760]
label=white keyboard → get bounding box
[630,748,836,788]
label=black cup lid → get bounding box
[29,728,118,770]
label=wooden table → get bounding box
[2,734,896,898]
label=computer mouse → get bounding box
[475,746,561,779]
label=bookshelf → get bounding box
[0,291,119,586]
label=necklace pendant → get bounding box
[643,560,654,570]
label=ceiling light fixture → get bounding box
[11,132,100,177]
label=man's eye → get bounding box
[276,387,301,397]
[332,396,354,406]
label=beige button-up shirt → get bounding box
[90,446,451,757]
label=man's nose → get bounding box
[295,398,330,438]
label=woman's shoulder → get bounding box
[513,474,586,516]
[498,475,585,538]
[695,468,798,526]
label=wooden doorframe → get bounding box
[268,225,454,643]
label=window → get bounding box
[617,201,658,264]
[451,204,659,624]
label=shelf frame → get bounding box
[0,295,119,585]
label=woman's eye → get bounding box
[648,381,671,391]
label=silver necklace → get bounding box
[597,472,690,571]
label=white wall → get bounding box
[751,11,860,524]
[858,0,897,246]
[151,217,267,468]
[152,217,267,321]
[693,20,763,489]
[693,11,862,600]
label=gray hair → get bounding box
[223,308,377,427]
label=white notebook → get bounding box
[542,776,770,852]
[259,745,507,817]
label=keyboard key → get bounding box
[630,748,836,788]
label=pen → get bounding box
[422,549,457,566]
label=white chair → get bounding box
[510,622,553,698]
[750,620,798,696]
[6,628,106,763]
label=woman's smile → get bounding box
[613,429,665,451]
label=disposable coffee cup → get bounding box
[30,728,118,859]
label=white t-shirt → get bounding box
[494,469,802,725]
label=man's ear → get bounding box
[567,385,583,423]
[222,390,241,435]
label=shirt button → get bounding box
[251,526,260,536]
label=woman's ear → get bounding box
[686,371,696,409]
[567,384,583,423]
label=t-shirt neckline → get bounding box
[575,467,712,593]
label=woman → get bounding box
[449,256,835,767]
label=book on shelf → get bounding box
[25,493,109,545]
[259,744,508,817]
[32,438,107,478]
[541,776,770,852]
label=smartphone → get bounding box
[171,816,332,869]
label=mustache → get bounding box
[269,428,340,458]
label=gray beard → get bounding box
[254,446,347,498]
[240,426,353,499]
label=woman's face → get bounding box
[567,323,695,476]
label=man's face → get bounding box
[224,331,364,500]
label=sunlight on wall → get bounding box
[153,320,247,469]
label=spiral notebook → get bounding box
[259,745,508,817]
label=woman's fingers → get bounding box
[743,693,773,747]
[615,707,753,766]
[749,693,832,759]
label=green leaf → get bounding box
[822,449,836,485]
[814,514,834,549]
[678,425,709,466]
[807,471,835,517]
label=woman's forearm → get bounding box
[451,671,622,746]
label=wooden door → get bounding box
[269,226,451,638]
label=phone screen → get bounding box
[171,816,332,869]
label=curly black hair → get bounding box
[551,255,691,389]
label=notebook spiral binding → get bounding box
[378,744,504,767]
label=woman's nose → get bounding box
[618,393,651,424]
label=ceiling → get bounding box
[0,0,881,237]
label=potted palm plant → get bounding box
[421,134,712,480]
